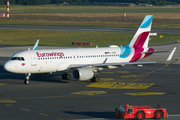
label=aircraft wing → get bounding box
[68,47,176,69]
[68,61,158,69]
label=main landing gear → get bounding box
[90,75,100,82]
[24,73,31,84]
[62,72,100,82]
[62,73,71,80]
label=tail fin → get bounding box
[128,15,153,48]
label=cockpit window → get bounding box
[21,57,25,61]
[11,57,25,61]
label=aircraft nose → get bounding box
[4,62,12,72]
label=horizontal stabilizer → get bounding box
[143,50,170,54]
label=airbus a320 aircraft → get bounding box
[4,15,176,84]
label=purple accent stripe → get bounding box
[133,31,150,48]
[130,31,150,62]
[130,48,144,62]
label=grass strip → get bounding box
[0,30,179,47]
[1,5,180,12]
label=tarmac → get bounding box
[0,42,180,120]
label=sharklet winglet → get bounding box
[166,47,176,61]
[33,39,39,50]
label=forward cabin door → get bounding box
[30,53,37,66]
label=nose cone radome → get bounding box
[4,62,13,73]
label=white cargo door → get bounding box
[30,53,37,66]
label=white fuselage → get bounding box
[4,46,136,74]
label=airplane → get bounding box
[3,15,176,84]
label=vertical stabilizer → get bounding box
[128,15,153,48]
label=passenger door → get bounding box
[30,53,37,66]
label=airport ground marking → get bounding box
[121,74,144,78]
[21,108,30,112]
[87,82,154,89]
[130,60,177,83]
[4,104,13,107]
[39,113,49,117]
[0,99,17,103]
[58,119,64,120]
[101,72,114,74]
[116,71,129,73]
[100,78,114,81]
[125,92,166,96]
[172,58,180,61]
[144,58,162,61]
[71,91,107,96]
[0,84,6,86]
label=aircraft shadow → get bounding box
[0,65,69,84]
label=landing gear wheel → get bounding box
[91,76,100,82]
[62,73,71,80]
[155,111,163,119]
[24,76,30,84]
[24,80,29,84]
[136,111,144,120]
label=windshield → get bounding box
[120,106,126,113]
[11,57,25,61]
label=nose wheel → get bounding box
[24,79,29,84]
[24,73,31,84]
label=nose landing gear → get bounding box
[24,73,31,84]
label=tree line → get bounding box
[0,0,179,5]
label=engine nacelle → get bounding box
[72,68,94,81]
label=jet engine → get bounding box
[72,68,94,81]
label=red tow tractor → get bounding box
[115,103,168,120]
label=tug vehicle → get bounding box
[115,104,168,120]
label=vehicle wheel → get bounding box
[155,111,163,119]
[136,111,144,120]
